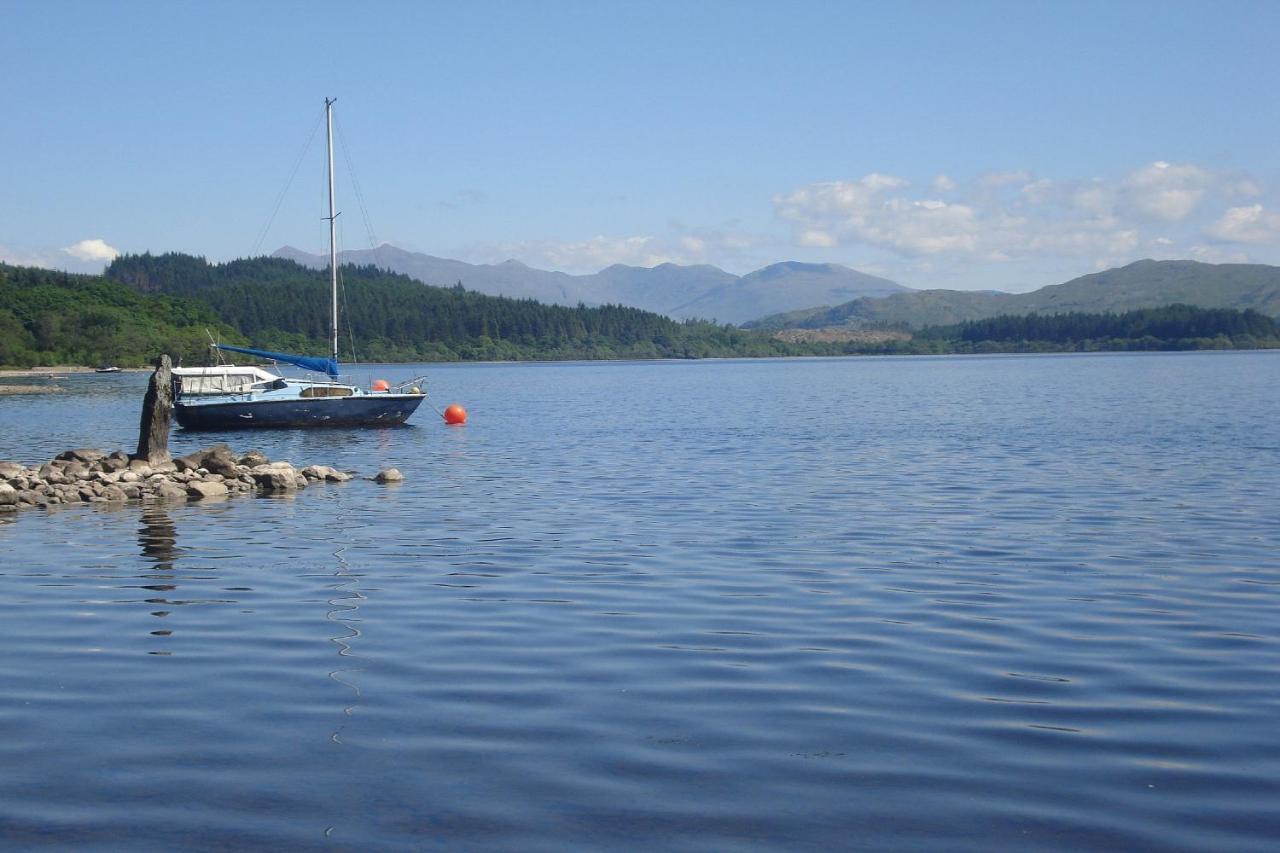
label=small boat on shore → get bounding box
[95,366,121,373]
[172,98,427,430]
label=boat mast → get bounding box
[324,97,339,370]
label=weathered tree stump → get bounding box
[135,354,174,466]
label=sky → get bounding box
[3,0,1279,292]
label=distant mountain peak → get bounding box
[271,243,907,324]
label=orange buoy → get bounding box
[371,379,390,392]
[443,403,467,425]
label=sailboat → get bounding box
[172,98,428,430]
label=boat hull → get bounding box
[175,393,426,430]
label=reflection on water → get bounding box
[0,353,1278,850]
[138,508,180,649]
[326,522,365,748]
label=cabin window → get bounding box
[299,386,354,398]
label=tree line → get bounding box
[2,254,1278,369]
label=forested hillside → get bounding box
[895,305,1280,354]
[749,259,1280,331]
[104,253,789,362]
[0,263,239,367]
[4,256,1277,370]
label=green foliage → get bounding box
[5,254,1277,370]
[105,253,801,363]
[752,259,1280,331]
[0,262,239,368]
[915,305,1280,352]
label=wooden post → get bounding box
[136,354,174,465]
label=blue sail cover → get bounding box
[214,344,340,377]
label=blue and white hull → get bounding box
[170,366,427,430]
[175,392,425,429]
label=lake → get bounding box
[1,351,1278,850]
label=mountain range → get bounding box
[272,245,908,325]
[274,247,1280,332]
[748,260,1280,330]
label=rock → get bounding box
[187,481,229,500]
[151,482,188,502]
[101,451,130,472]
[135,355,173,466]
[128,459,153,476]
[61,462,91,481]
[120,471,140,483]
[201,444,240,477]
[239,450,269,467]
[251,463,299,492]
[374,468,404,484]
[100,485,128,502]
[174,454,203,473]
[0,462,26,479]
[38,464,65,484]
[301,465,349,482]
[0,484,17,505]
[119,484,141,500]
[17,490,38,505]
[55,448,106,465]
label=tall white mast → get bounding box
[325,97,339,369]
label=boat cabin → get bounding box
[172,366,285,396]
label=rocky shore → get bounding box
[0,444,402,513]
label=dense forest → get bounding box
[0,263,240,368]
[104,253,792,362]
[912,305,1280,354]
[2,254,1278,369]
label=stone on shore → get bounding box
[251,462,300,492]
[1,441,396,515]
[239,450,269,467]
[56,448,106,465]
[187,480,229,500]
[0,462,28,479]
[301,465,351,483]
[151,482,189,502]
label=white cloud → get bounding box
[62,238,119,263]
[1121,161,1212,221]
[774,160,1276,276]
[2,239,120,273]
[1186,244,1251,263]
[1207,204,1280,244]
[798,230,836,247]
[932,174,957,192]
[775,176,989,257]
[0,246,54,268]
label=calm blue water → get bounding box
[1,352,1278,850]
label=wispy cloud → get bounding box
[1207,204,1280,244]
[462,226,774,274]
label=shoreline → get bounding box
[0,366,150,377]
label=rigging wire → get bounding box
[334,116,380,250]
[335,218,361,365]
[250,108,325,257]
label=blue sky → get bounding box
[3,0,1279,291]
